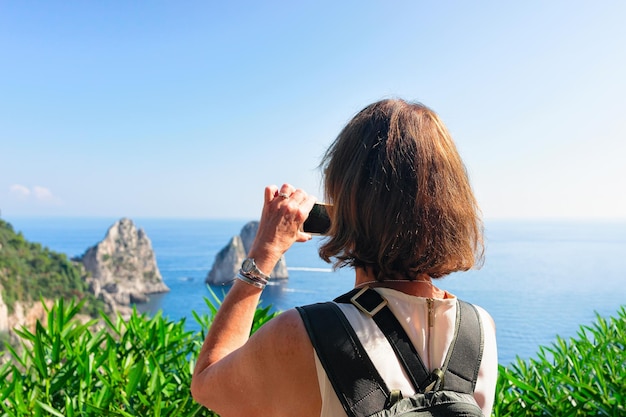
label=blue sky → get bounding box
[1,1,625,220]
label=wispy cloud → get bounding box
[8,184,62,205]
[32,186,55,202]
[9,184,31,198]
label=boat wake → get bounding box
[287,267,333,273]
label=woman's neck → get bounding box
[354,267,448,299]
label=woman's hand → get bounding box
[191,183,320,416]
[248,184,317,275]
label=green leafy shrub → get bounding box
[0,296,278,416]
[1,281,624,416]
[0,220,99,315]
[493,306,626,416]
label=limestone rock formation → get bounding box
[2,299,54,335]
[206,221,288,285]
[0,285,7,334]
[0,283,54,348]
[76,218,169,317]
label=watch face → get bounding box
[242,258,255,273]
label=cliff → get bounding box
[0,284,7,335]
[0,293,54,346]
[206,221,288,285]
[0,219,94,337]
[76,218,169,318]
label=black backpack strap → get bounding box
[335,287,431,392]
[296,302,390,417]
[442,300,484,393]
[337,288,484,394]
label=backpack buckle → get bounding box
[423,368,445,393]
[350,287,388,317]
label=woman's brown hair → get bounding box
[319,99,483,279]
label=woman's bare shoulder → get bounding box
[237,309,321,416]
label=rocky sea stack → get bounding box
[76,218,169,317]
[206,221,288,285]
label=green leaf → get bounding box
[125,358,145,397]
[36,401,65,417]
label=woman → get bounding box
[191,99,498,417]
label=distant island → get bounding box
[206,221,288,285]
[74,218,169,318]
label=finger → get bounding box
[265,185,279,203]
[300,194,317,216]
[278,183,295,198]
[279,183,294,193]
[295,195,318,240]
[295,231,313,243]
[288,188,308,204]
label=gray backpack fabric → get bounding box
[296,287,485,417]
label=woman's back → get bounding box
[312,287,497,417]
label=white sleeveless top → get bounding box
[313,288,498,417]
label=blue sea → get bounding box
[5,217,626,366]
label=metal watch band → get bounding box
[236,271,267,289]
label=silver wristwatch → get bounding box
[241,258,270,281]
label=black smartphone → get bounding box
[303,203,331,235]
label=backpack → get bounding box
[296,287,485,417]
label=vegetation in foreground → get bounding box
[493,305,625,416]
[0,296,277,417]
[0,296,624,416]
